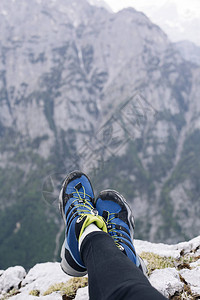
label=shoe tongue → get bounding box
[74,182,85,198]
[75,182,82,190]
[73,183,92,203]
[102,210,109,221]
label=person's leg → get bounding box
[59,171,166,299]
[81,231,166,300]
[59,170,107,277]
[95,189,147,273]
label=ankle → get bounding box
[79,224,101,250]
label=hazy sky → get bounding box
[103,0,200,16]
[102,0,200,45]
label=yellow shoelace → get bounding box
[70,186,94,215]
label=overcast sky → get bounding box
[102,0,200,46]
[103,0,200,16]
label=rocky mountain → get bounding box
[0,236,200,299]
[174,40,200,65]
[0,0,200,269]
[87,0,112,12]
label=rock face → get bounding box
[137,235,200,298]
[0,266,26,294]
[174,40,200,65]
[0,0,200,269]
[0,236,200,299]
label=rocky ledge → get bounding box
[0,236,200,300]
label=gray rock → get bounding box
[0,266,26,293]
[149,268,184,298]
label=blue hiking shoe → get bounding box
[59,171,107,277]
[95,189,147,274]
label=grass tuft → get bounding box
[140,252,175,275]
[0,289,20,299]
[29,289,40,296]
[43,277,88,299]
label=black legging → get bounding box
[80,231,167,300]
